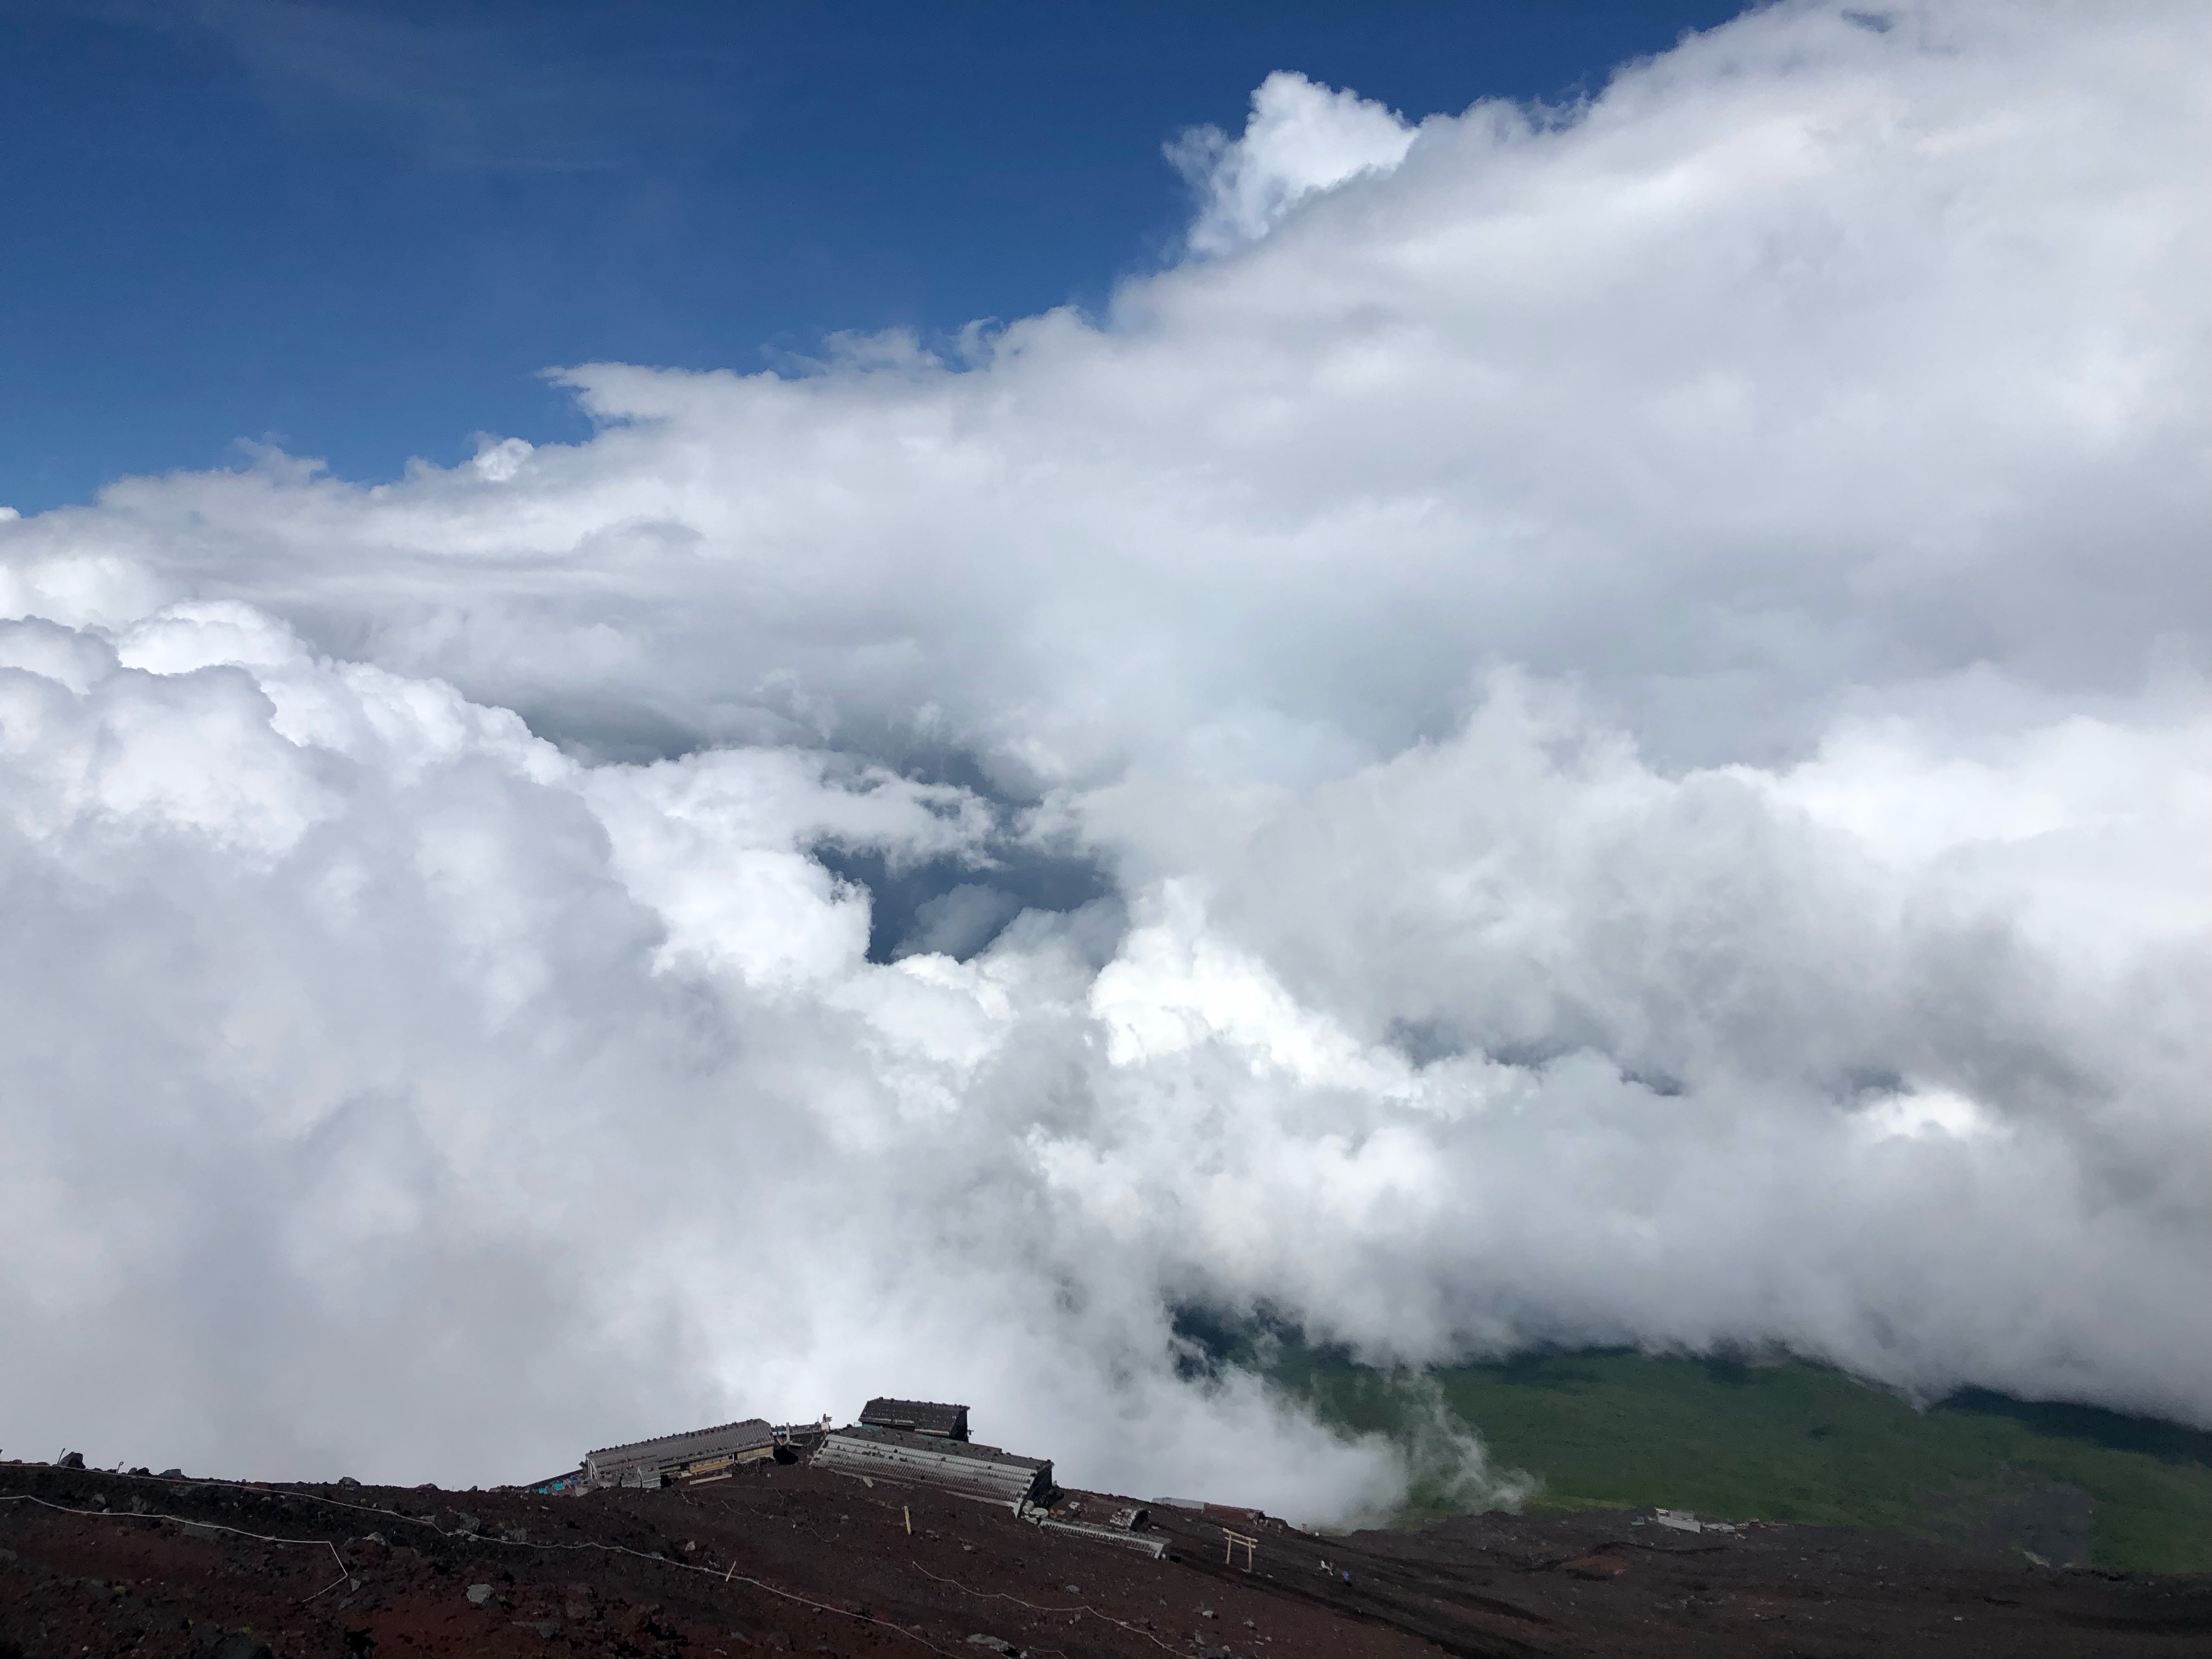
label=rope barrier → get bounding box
[908,1560,1183,1654]
[0,1488,956,1657]
[0,1494,352,1606]
[3,1470,1224,1658]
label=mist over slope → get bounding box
[2,0,2207,1516]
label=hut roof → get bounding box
[859,1398,970,1438]
[585,1418,774,1472]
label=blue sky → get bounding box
[3,1,1741,512]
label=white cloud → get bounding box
[0,0,2207,1503]
[1169,71,1419,256]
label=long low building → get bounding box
[1028,1513,1168,1559]
[583,1418,776,1489]
[860,1397,969,1441]
[811,1424,1053,1508]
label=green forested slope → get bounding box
[1266,1348,2212,1573]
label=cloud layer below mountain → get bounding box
[2,1,2207,1510]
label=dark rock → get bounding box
[191,1629,272,1659]
[160,1469,184,1479]
[58,1452,85,1470]
[1562,1553,1629,1579]
[337,1476,363,1488]
[1916,1474,2098,1568]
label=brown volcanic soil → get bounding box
[5,1460,2210,1659]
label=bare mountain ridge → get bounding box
[6,1455,2211,1658]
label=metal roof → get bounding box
[859,1398,969,1437]
[814,1426,1051,1507]
[584,1418,774,1471]
[832,1424,1037,1470]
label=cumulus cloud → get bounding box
[1169,71,1419,256]
[1,0,2208,1508]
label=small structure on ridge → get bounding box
[813,1424,1051,1508]
[859,1398,970,1441]
[583,1418,775,1490]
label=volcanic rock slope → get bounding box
[4,1462,2210,1658]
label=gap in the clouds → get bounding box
[742,735,1131,964]
[497,691,1130,966]
[1169,1300,1316,1383]
[500,699,720,769]
[1380,1018,1567,1073]
[1169,1308,2212,1570]
[805,728,1125,963]
[811,839,1119,965]
[1842,1066,1909,1096]
[1383,1018,1650,1086]
[1380,1017,1467,1070]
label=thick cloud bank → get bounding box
[3,1,2208,1506]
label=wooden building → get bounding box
[583,1418,776,1490]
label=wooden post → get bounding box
[1221,1529,1257,1571]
